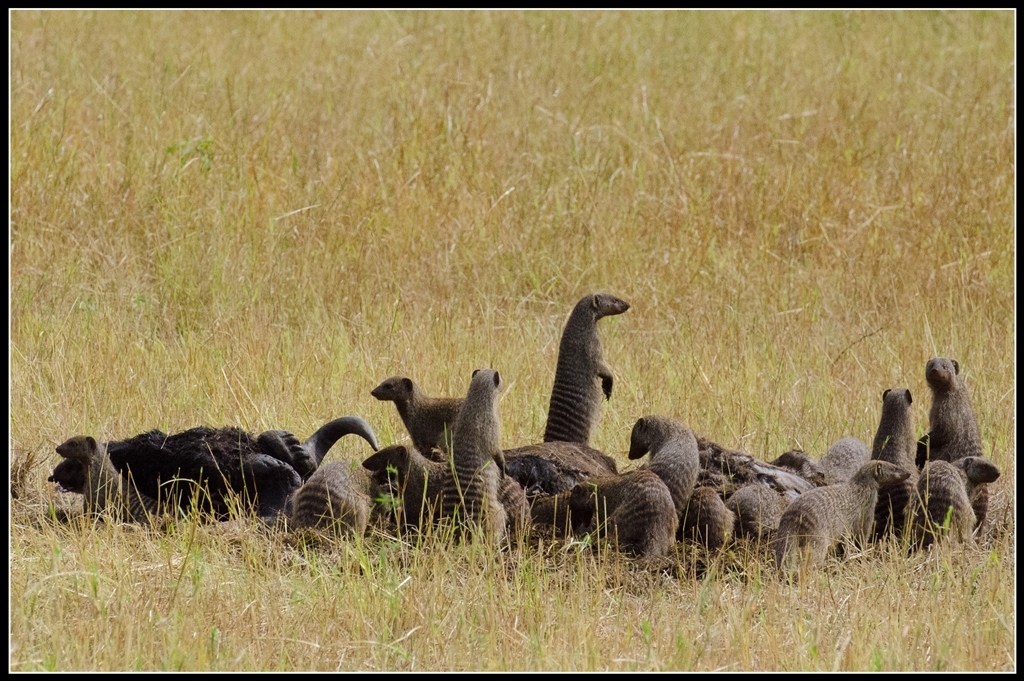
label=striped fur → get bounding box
[726,484,786,542]
[629,415,700,540]
[820,437,870,485]
[870,388,919,538]
[363,444,447,531]
[440,369,507,542]
[543,293,629,445]
[683,487,733,553]
[371,376,462,459]
[774,461,909,573]
[52,435,160,524]
[287,461,375,536]
[569,470,678,558]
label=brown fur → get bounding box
[543,293,629,445]
[362,444,447,531]
[726,484,786,542]
[871,388,919,538]
[774,461,910,573]
[629,415,700,540]
[918,357,988,528]
[568,470,678,558]
[371,376,462,459]
[51,435,160,524]
[914,456,1001,549]
[504,441,618,496]
[440,369,507,543]
[286,461,375,536]
[683,486,733,553]
[820,437,870,485]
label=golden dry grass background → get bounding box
[10,10,1015,671]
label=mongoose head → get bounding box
[882,387,913,406]
[54,434,99,462]
[854,460,911,487]
[371,376,416,404]
[49,435,101,493]
[469,368,504,394]
[628,415,686,460]
[925,357,960,394]
[362,444,412,478]
[771,450,827,486]
[954,456,1001,485]
[589,293,631,320]
[48,458,88,493]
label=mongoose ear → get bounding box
[85,436,97,451]
[492,371,501,388]
[882,389,891,401]
[472,369,480,378]
[904,389,912,405]
[591,294,601,310]
[402,377,413,393]
[951,359,960,375]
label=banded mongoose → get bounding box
[371,376,462,459]
[695,436,818,499]
[51,435,160,524]
[773,461,910,573]
[286,461,376,536]
[504,441,618,496]
[726,483,787,542]
[440,369,507,542]
[871,388,919,538]
[913,456,1001,550]
[682,487,734,553]
[96,416,378,519]
[628,415,700,540]
[362,444,447,531]
[820,437,870,485]
[916,357,990,529]
[567,470,678,558]
[543,292,630,445]
[770,450,826,487]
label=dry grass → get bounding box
[10,10,1015,671]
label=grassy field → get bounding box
[9,10,1015,671]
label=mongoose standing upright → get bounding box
[371,376,462,459]
[913,456,1001,549]
[567,470,678,558]
[440,369,507,543]
[286,461,376,536]
[51,435,160,523]
[917,357,989,529]
[543,293,630,445]
[820,437,870,485]
[726,483,787,542]
[682,487,734,553]
[628,415,700,540]
[870,388,919,538]
[774,461,910,573]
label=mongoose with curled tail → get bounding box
[870,388,919,538]
[51,435,160,523]
[440,369,507,542]
[628,415,700,539]
[914,456,1000,549]
[371,376,462,459]
[774,460,909,573]
[917,357,990,529]
[543,293,630,445]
